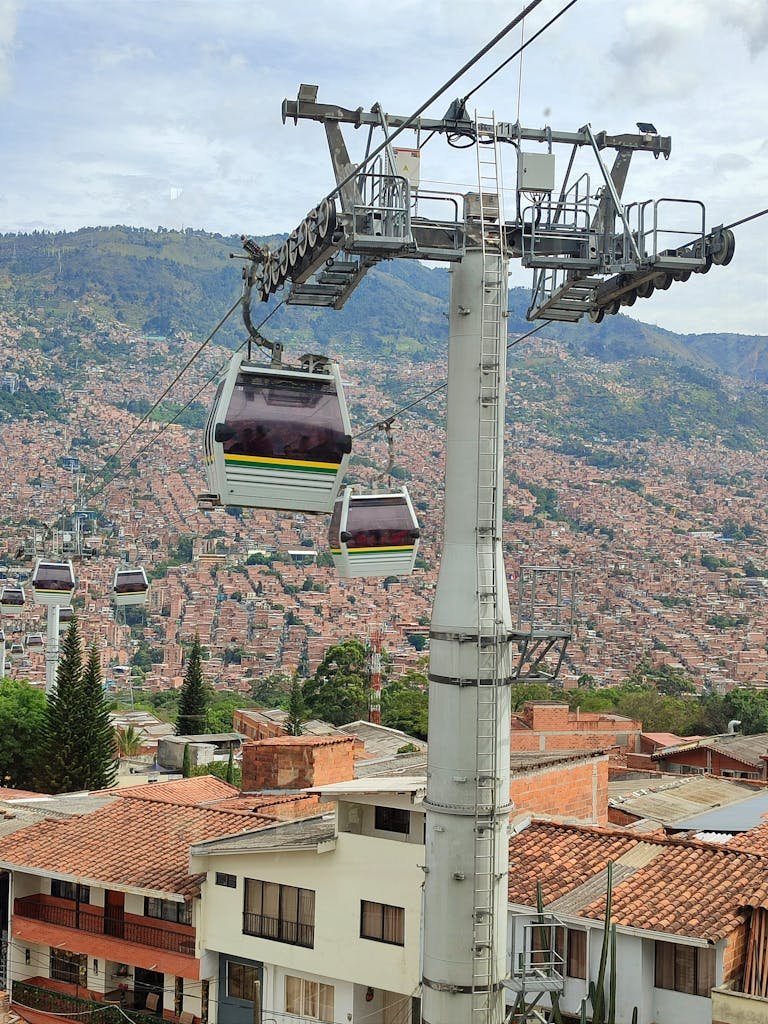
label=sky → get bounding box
[0,0,766,335]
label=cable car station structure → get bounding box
[226,76,737,1024]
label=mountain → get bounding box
[1,226,767,451]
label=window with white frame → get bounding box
[284,976,333,1022]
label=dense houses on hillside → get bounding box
[1,319,768,694]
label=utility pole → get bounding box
[368,625,384,725]
[44,605,60,695]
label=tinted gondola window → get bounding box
[34,565,73,590]
[223,374,348,464]
[2,589,24,605]
[346,497,417,549]
[115,572,147,594]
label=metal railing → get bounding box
[242,911,314,949]
[15,897,195,955]
[13,982,161,1024]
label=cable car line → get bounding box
[723,207,768,232]
[352,320,548,441]
[75,294,244,511]
[303,1,546,213]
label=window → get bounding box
[51,880,90,903]
[227,962,260,1001]
[174,978,183,1016]
[216,872,237,888]
[50,950,87,986]
[360,900,405,946]
[285,976,333,1022]
[243,879,315,948]
[655,941,716,997]
[145,897,192,925]
[375,806,410,835]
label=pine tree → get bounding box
[287,675,307,736]
[182,743,192,778]
[80,643,118,790]
[176,634,210,736]
[225,749,235,784]
[44,621,119,793]
[44,617,86,793]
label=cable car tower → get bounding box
[243,79,735,1024]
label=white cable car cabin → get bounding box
[25,633,44,649]
[0,586,25,616]
[113,567,149,607]
[31,560,75,607]
[202,353,352,514]
[58,606,74,633]
[329,486,420,578]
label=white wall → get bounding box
[195,830,422,997]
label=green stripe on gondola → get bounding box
[224,454,338,475]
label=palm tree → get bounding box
[116,724,146,757]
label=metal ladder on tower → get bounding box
[471,110,507,1024]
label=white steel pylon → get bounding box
[422,111,513,1024]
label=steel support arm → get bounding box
[282,87,672,157]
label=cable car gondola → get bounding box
[201,352,352,514]
[58,606,74,633]
[25,633,44,649]
[329,486,421,578]
[31,559,75,607]
[0,586,25,616]
[113,567,150,607]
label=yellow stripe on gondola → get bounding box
[34,588,73,593]
[224,454,339,473]
[347,546,415,554]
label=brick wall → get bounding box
[722,922,749,985]
[242,736,355,791]
[656,748,767,779]
[511,702,641,754]
[510,756,608,824]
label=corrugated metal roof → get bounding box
[608,776,761,824]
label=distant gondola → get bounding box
[0,585,25,616]
[25,633,44,649]
[329,486,420,578]
[58,606,74,633]
[113,567,150,607]
[200,353,352,513]
[31,559,75,607]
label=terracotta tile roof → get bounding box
[728,821,768,855]
[509,821,768,942]
[114,776,239,806]
[247,735,352,748]
[0,796,271,898]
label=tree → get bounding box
[251,673,291,707]
[44,618,117,793]
[303,639,369,726]
[182,743,192,778]
[0,678,47,789]
[176,635,211,735]
[287,676,307,736]
[225,749,235,784]
[79,644,118,790]
[381,673,428,739]
[116,723,146,757]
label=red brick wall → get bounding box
[509,757,608,824]
[722,922,748,985]
[241,736,355,791]
[657,748,766,779]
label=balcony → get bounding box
[14,895,196,956]
[13,981,161,1024]
[242,911,314,948]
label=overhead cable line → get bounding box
[462,0,579,102]
[353,320,549,441]
[724,207,768,231]
[75,294,243,510]
[316,0,545,206]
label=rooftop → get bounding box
[652,732,768,769]
[0,794,272,899]
[609,775,762,826]
[509,820,768,942]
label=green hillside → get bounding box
[1,226,767,451]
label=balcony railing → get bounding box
[13,982,161,1024]
[15,896,195,955]
[243,911,314,948]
